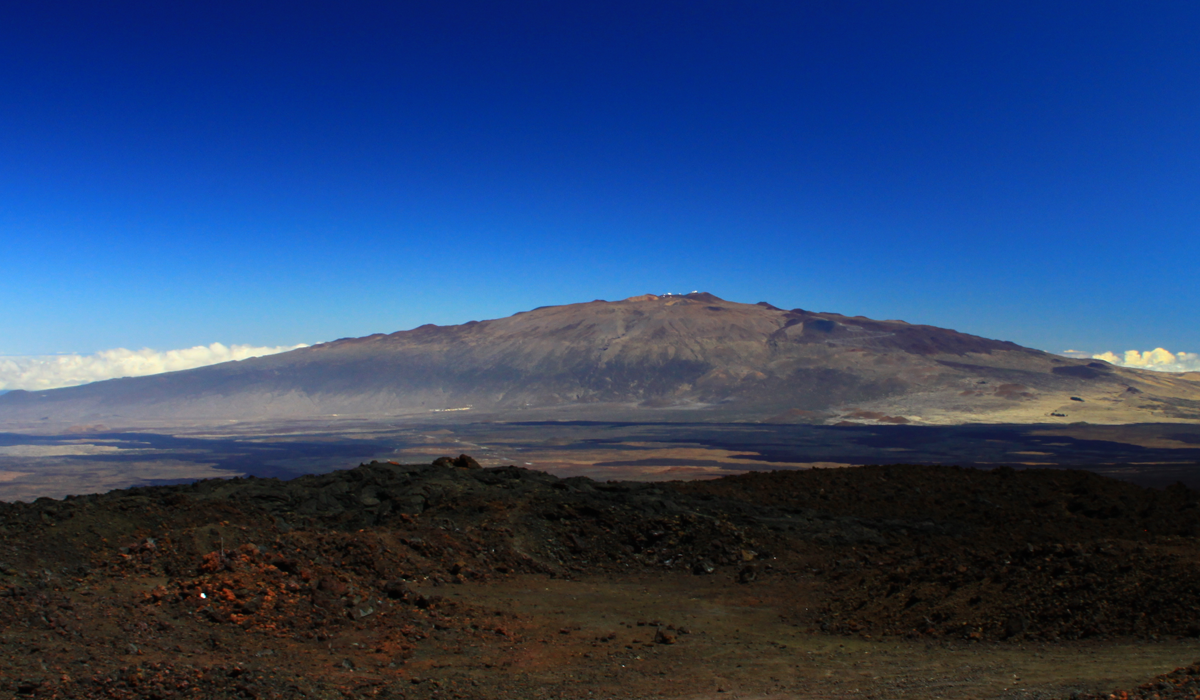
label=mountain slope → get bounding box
[2,293,1198,426]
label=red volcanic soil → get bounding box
[4,459,1200,698]
[1073,661,1200,699]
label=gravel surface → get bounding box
[3,458,1200,698]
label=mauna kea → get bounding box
[3,292,1198,426]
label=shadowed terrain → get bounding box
[4,420,1200,502]
[5,295,1200,697]
[5,459,1200,698]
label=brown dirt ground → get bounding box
[5,459,1200,698]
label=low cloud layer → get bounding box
[0,343,308,391]
[1062,348,1200,373]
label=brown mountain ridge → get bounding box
[2,292,1198,426]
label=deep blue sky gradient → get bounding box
[2,1,1197,355]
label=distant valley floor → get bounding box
[3,419,1200,502]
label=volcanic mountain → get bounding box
[2,293,1198,426]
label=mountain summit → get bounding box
[3,293,1198,426]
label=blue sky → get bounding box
[2,1,1197,361]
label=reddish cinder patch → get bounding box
[4,458,1200,698]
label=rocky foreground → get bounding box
[3,458,1200,698]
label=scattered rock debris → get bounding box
[1073,661,1200,699]
[2,458,1200,697]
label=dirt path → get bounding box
[415,574,1200,699]
[8,460,1200,699]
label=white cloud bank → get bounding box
[1062,348,1200,373]
[0,343,308,391]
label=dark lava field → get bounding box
[4,458,1200,698]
